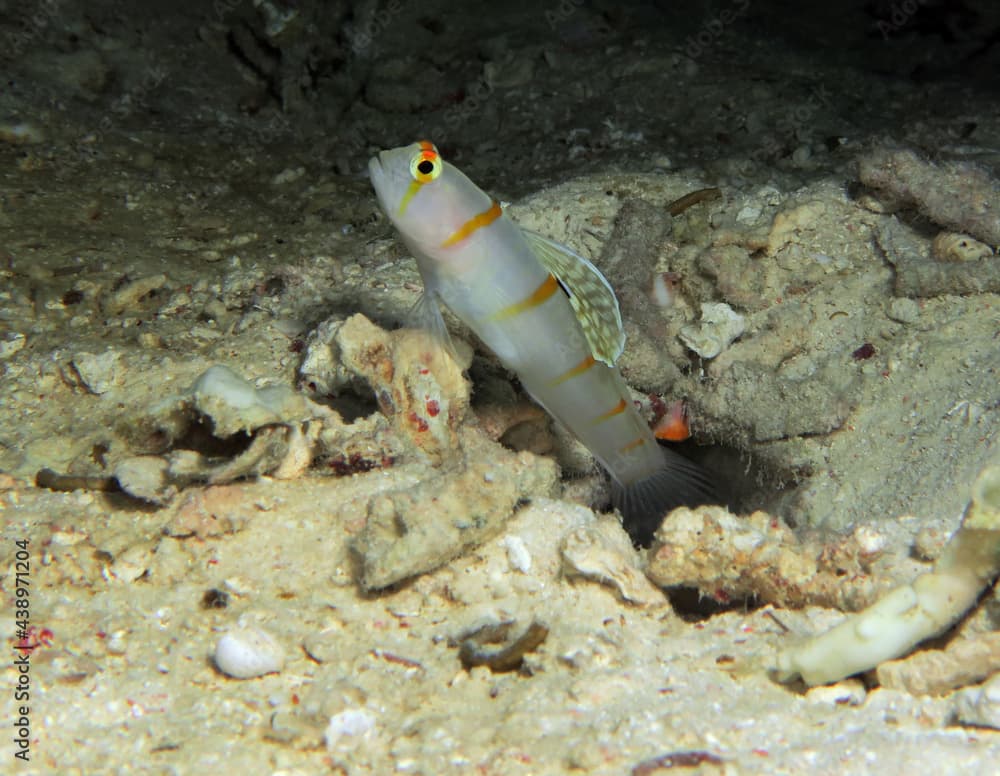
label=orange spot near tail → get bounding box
[653,400,691,441]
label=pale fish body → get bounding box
[368,141,714,542]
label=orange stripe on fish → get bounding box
[489,273,560,321]
[592,397,627,424]
[440,199,503,247]
[549,354,597,386]
[619,437,647,453]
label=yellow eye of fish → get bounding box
[410,145,442,183]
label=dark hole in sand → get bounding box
[666,586,762,621]
[173,415,254,460]
[327,392,381,424]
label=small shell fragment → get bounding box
[678,302,746,359]
[458,620,549,672]
[324,709,377,751]
[214,625,286,679]
[931,232,993,263]
[502,535,532,573]
[561,523,667,606]
[114,455,173,505]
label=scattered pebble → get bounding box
[912,525,948,561]
[0,331,26,359]
[214,624,286,679]
[887,297,920,324]
[736,203,763,224]
[114,455,173,505]
[852,525,886,557]
[804,678,866,706]
[678,302,746,359]
[71,349,123,395]
[953,672,1000,730]
[0,121,45,145]
[103,274,168,315]
[790,144,812,166]
[502,535,532,573]
[561,522,666,606]
[109,540,156,583]
[324,709,377,751]
[105,630,128,656]
[137,331,164,349]
[271,166,305,185]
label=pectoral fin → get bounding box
[410,290,457,360]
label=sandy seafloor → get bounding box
[1,0,1000,773]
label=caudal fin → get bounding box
[612,446,719,546]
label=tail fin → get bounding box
[612,446,719,546]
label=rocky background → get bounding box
[1,1,999,773]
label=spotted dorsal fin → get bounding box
[522,229,625,365]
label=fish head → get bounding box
[369,141,489,254]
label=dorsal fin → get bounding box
[522,229,625,365]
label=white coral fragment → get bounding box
[189,364,311,437]
[776,465,1000,686]
[678,302,745,359]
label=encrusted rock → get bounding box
[354,428,558,591]
[678,302,746,359]
[953,672,1000,729]
[561,519,666,607]
[71,349,123,395]
[330,314,472,466]
[646,506,898,611]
